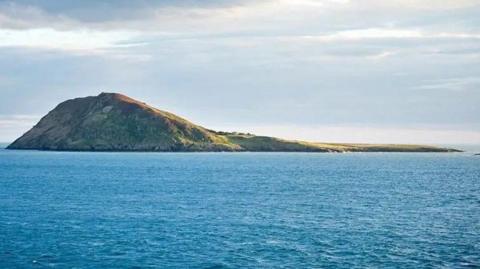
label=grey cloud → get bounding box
[0,0,258,29]
[0,0,479,35]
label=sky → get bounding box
[0,0,479,144]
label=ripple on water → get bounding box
[0,152,479,268]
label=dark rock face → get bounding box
[8,92,460,152]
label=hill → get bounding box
[7,93,460,152]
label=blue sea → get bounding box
[0,148,479,268]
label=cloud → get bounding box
[0,0,478,32]
[413,77,480,92]
[0,0,479,144]
[0,28,141,52]
[0,114,40,142]
[300,28,480,41]
[2,26,478,62]
[0,114,39,125]
[358,0,479,10]
[0,0,260,29]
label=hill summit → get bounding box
[7,93,459,152]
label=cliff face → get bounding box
[8,93,460,152]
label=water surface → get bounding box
[0,150,479,268]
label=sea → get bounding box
[0,146,479,268]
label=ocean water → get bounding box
[0,149,479,268]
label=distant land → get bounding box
[7,93,460,152]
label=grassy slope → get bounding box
[8,93,240,151]
[222,134,460,152]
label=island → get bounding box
[7,93,460,152]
